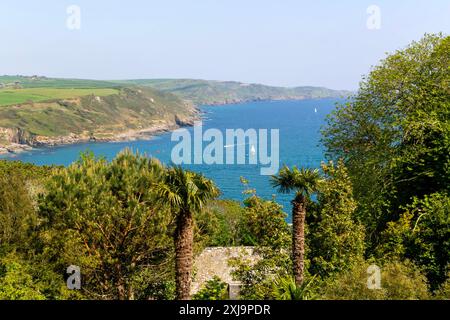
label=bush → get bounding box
[272,276,319,300]
[196,200,245,247]
[321,259,430,300]
[193,276,228,300]
[377,193,450,289]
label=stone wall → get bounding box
[191,247,259,296]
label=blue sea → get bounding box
[2,99,341,216]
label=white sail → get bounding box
[250,144,256,156]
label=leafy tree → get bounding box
[196,200,245,247]
[0,169,36,251]
[155,166,219,300]
[241,194,290,249]
[229,192,292,300]
[0,252,78,300]
[0,254,46,300]
[307,160,366,278]
[322,34,450,243]
[377,192,450,289]
[39,150,173,299]
[321,259,430,300]
[271,166,321,286]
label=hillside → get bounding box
[0,88,119,106]
[115,79,352,105]
[1,76,351,106]
[0,85,197,153]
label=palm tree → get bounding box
[155,166,219,300]
[271,166,321,286]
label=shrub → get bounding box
[193,276,228,300]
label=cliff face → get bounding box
[0,127,36,145]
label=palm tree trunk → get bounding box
[175,210,194,300]
[292,195,306,286]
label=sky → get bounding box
[0,0,449,90]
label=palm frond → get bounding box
[271,166,321,197]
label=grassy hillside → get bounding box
[115,79,352,105]
[0,88,118,106]
[0,86,195,148]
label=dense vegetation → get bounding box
[0,34,448,300]
[322,33,450,291]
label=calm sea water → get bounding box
[2,99,341,216]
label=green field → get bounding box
[0,88,119,106]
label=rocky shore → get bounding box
[0,113,199,156]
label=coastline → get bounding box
[0,96,346,156]
[0,113,200,156]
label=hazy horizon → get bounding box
[1,0,449,90]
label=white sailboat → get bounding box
[250,144,256,156]
[314,107,318,113]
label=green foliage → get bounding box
[0,252,79,300]
[229,192,292,300]
[196,182,290,249]
[321,259,430,300]
[377,193,450,289]
[322,34,450,243]
[241,195,290,248]
[38,150,173,299]
[192,276,228,300]
[230,248,292,300]
[0,254,46,300]
[271,166,321,198]
[307,160,366,278]
[155,166,220,216]
[196,200,245,247]
[272,275,318,300]
[434,269,450,299]
[0,160,54,180]
[0,167,37,250]
[130,269,176,300]
[0,161,75,300]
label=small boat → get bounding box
[314,108,318,113]
[250,145,256,156]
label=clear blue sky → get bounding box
[1,0,449,90]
